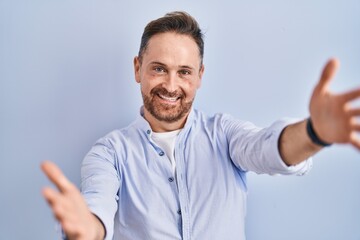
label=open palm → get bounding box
[310,59,360,148]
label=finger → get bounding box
[42,187,67,221]
[341,88,360,102]
[348,108,360,117]
[350,133,360,149]
[316,58,339,92]
[41,161,72,193]
[351,123,360,131]
[42,187,61,205]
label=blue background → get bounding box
[1,1,359,239]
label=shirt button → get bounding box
[146,130,151,134]
[168,177,174,182]
[177,209,181,215]
[159,151,165,156]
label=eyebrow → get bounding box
[149,61,196,71]
[179,65,195,70]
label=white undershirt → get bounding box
[151,129,181,176]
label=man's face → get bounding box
[134,32,204,125]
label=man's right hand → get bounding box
[41,161,105,240]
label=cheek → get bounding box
[140,82,151,96]
[141,81,163,97]
[182,82,198,97]
[142,73,163,87]
[139,76,154,92]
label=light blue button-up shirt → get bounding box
[81,108,312,240]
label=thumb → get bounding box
[316,58,339,93]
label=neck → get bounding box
[143,110,188,133]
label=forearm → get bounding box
[279,119,323,166]
[91,214,106,240]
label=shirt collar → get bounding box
[134,106,195,136]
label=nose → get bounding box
[163,72,178,93]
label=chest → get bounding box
[113,125,248,239]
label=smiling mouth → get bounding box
[157,94,180,103]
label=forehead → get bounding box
[142,32,201,67]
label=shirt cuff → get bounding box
[85,196,115,240]
[266,118,313,176]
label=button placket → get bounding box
[175,141,191,240]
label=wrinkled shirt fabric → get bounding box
[81,108,312,240]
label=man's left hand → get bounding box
[309,58,360,149]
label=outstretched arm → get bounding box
[41,161,105,240]
[279,59,360,166]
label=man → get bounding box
[42,11,360,240]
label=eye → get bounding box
[154,66,166,73]
[179,69,191,75]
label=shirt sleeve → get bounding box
[81,137,121,240]
[221,115,312,175]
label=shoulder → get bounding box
[191,109,240,136]
[192,109,233,123]
[192,109,246,127]
[92,119,144,152]
[193,109,264,138]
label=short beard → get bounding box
[142,86,193,123]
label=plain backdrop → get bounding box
[1,1,359,239]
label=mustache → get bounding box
[150,86,184,98]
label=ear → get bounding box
[197,64,205,89]
[134,56,141,83]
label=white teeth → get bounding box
[159,94,178,102]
